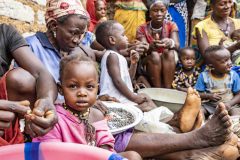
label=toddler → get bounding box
[96,20,156,112]
[195,45,240,117]
[33,53,141,160]
[172,47,201,92]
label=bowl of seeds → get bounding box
[102,101,143,135]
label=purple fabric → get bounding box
[113,128,134,153]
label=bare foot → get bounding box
[179,87,201,132]
[159,134,239,160]
[192,111,204,130]
[189,134,239,160]
[195,102,232,147]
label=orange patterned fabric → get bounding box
[45,0,87,24]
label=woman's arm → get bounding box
[12,46,58,137]
[196,28,210,58]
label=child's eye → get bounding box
[69,84,77,89]
[87,84,96,89]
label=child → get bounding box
[219,29,240,65]
[195,45,240,118]
[33,54,142,160]
[95,20,156,112]
[172,47,201,92]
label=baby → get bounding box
[172,47,201,92]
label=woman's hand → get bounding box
[128,41,149,56]
[24,98,57,138]
[0,100,31,137]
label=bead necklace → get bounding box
[63,103,90,120]
[63,103,96,146]
[211,15,230,37]
[150,21,162,32]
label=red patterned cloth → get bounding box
[136,20,178,53]
[45,0,87,25]
[0,70,24,146]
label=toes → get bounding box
[218,110,229,120]
[187,87,194,95]
[223,120,232,128]
[215,102,226,114]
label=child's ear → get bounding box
[108,36,116,45]
[57,82,63,95]
[208,63,214,70]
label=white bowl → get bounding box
[102,101,143,135]
[138,88,186,112]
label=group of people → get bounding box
[0,0,240,159]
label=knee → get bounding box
[150,51,160,64]
[6,68,36,94]
[121,151,142,160]
[162,50,175,61]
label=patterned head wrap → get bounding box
[147,0,170,9]
[45,0,88,25]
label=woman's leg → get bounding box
[125,103,232,158]
[146,52,162,87]
[6,68,36,108]
[161,50,176,88]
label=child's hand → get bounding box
[223,102,231,110]
[130,50,140,65]
[98,17,107,23]
[219,37,227,46]
[128,41,149,56]
[208,93,222,102]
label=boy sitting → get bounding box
[195,45,240,118]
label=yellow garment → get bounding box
[192,17,240,45]
[114,9,145,42]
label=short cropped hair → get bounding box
[95,20,118,48]
[59,53,99,82]
[179,47,195,58]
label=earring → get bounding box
[53,31,56,38]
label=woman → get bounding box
[193,0,240,62]
[136,0,180,88]
[25,0,88,88]
[87,0,107,32]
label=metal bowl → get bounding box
[102,101,143,135]
[138,88,187,113]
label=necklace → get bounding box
[63,103,90,120]
[211,15,230,37]
[63,103,96,146]
[150,21,162,32]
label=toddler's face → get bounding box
[59,62,98,112]
[210,49,232,74]
[180,49,196,71]
[113,23,129,50]
[231,31,240,41]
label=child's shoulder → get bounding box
[89,107,105,123]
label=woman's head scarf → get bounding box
[147,0,170,9]
[45,0,88,25]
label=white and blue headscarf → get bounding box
[147,0,170,9]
